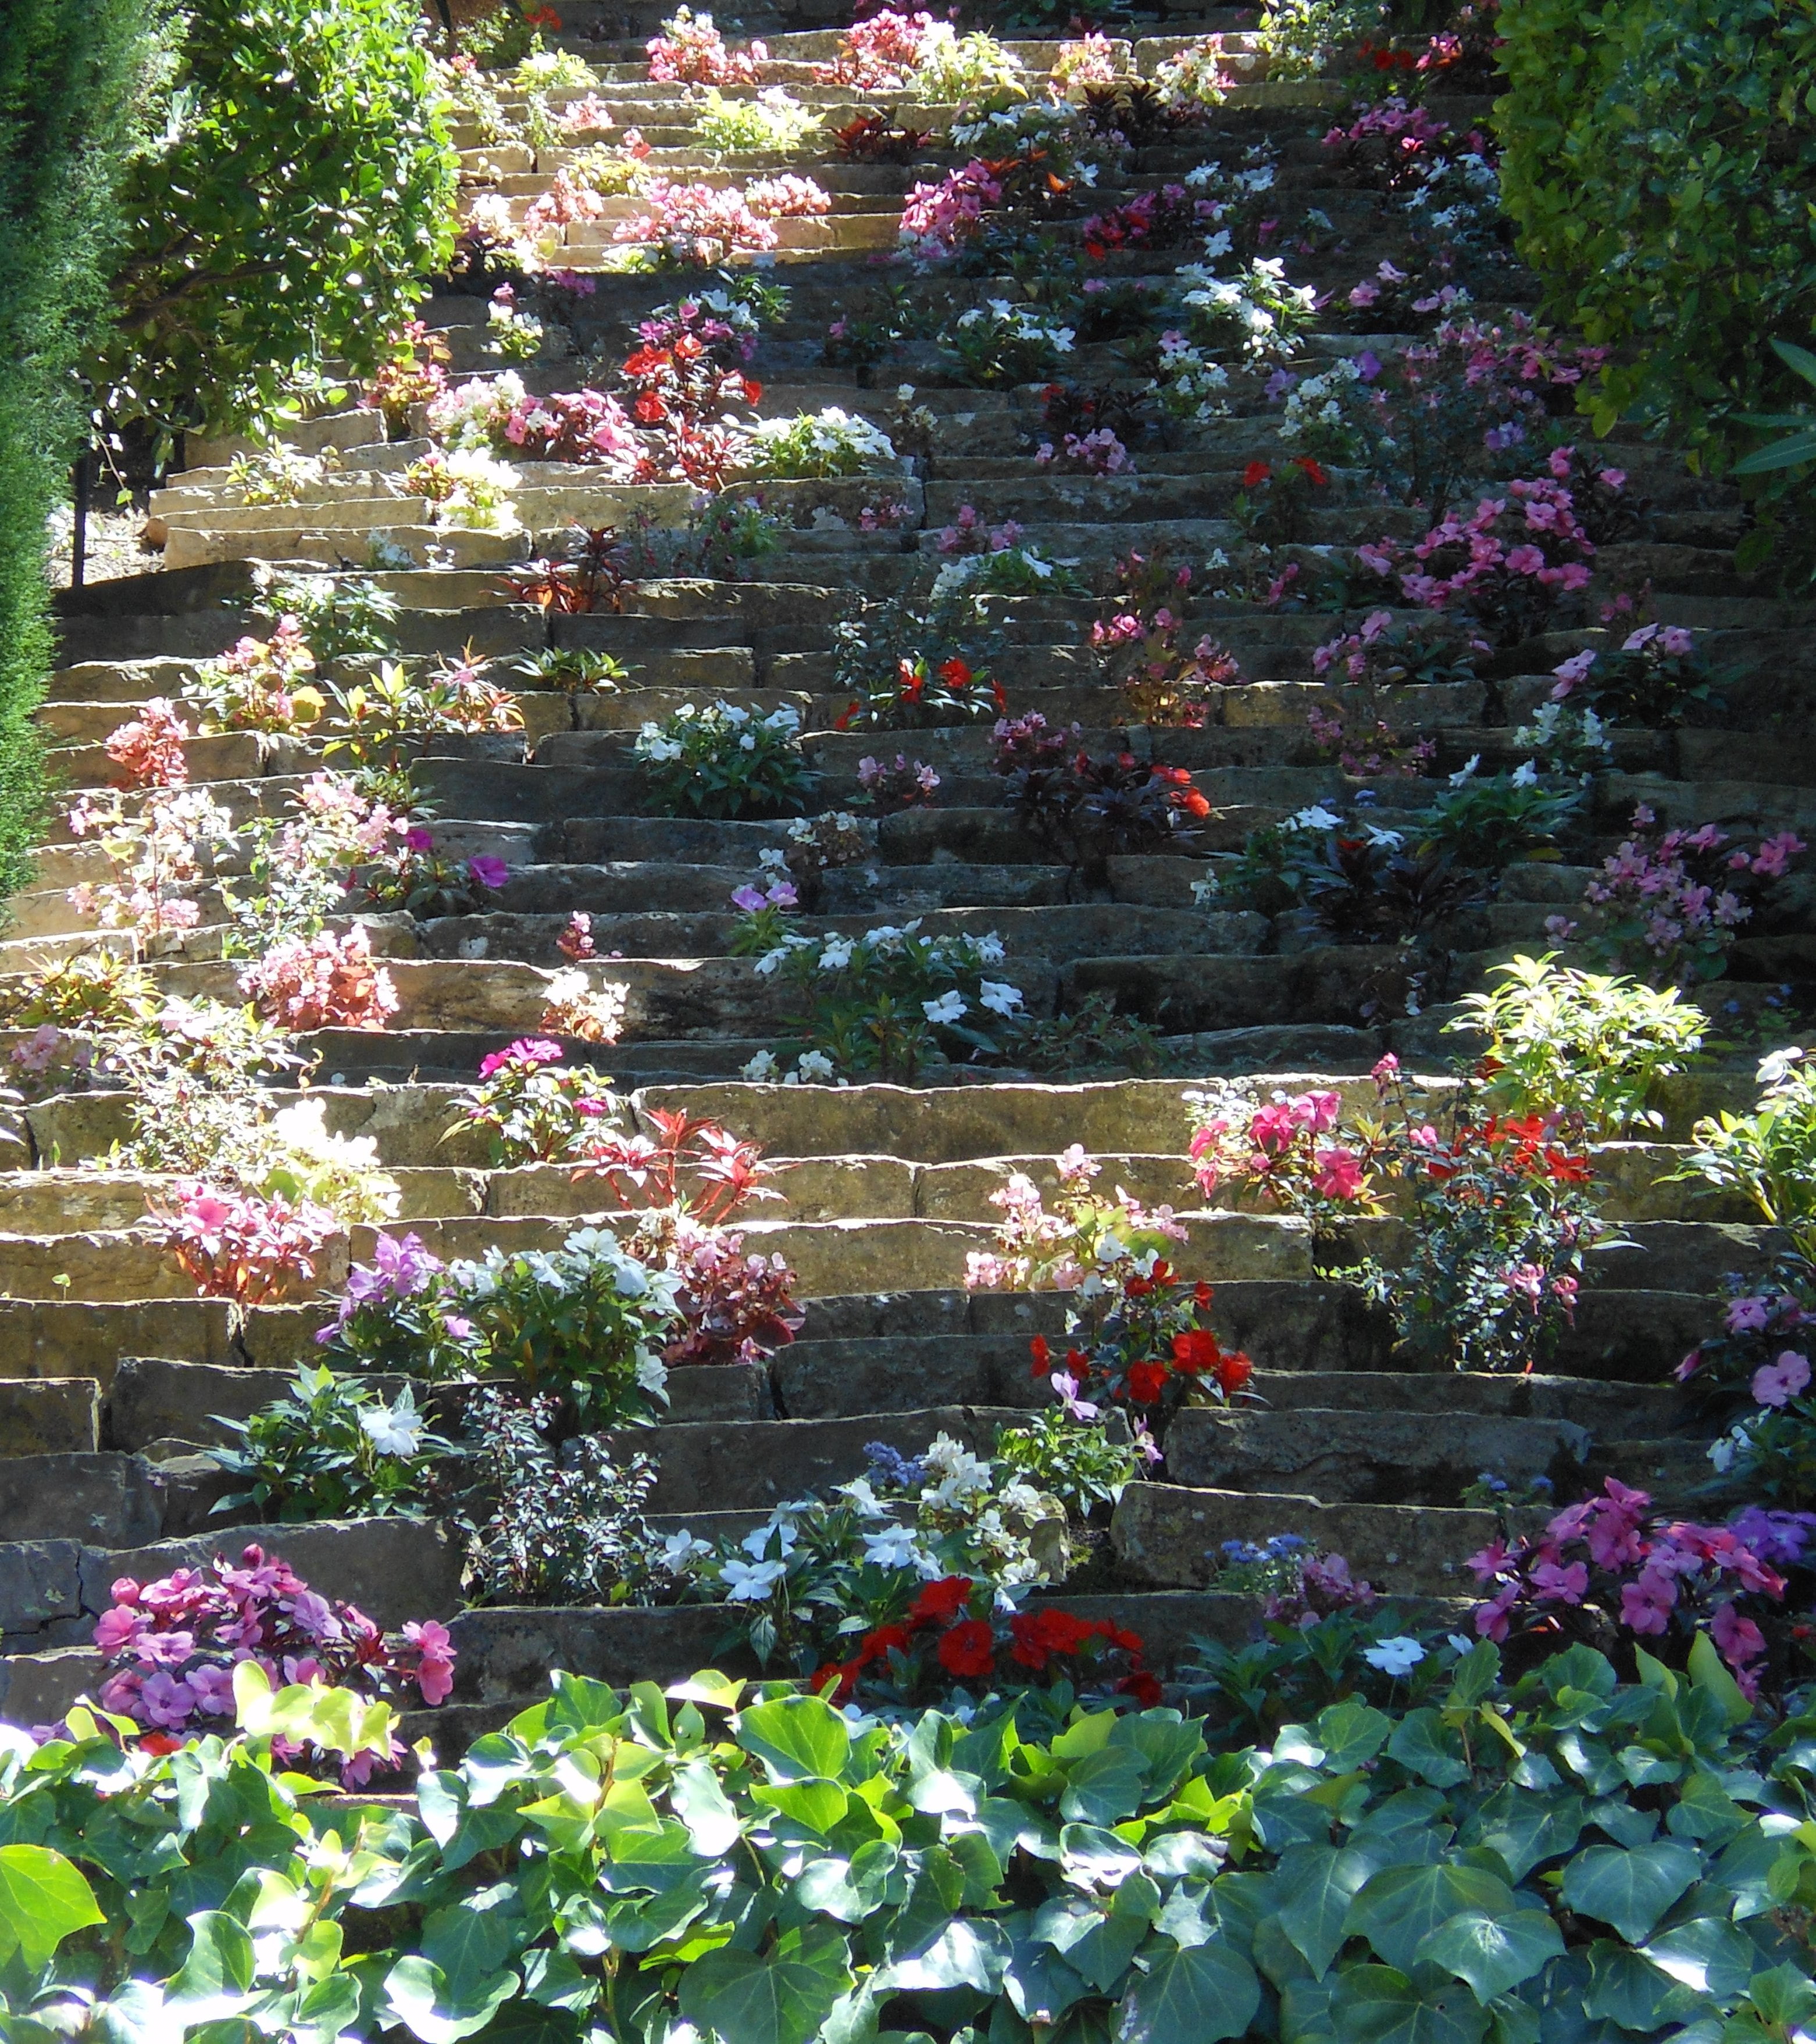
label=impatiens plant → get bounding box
[84,1543,452,1779]
[853,754,941,811]
[211,1364,452,1523]
[645,7,766,84]
[613,180,779,265]
[238,924,399,1031]
[740,407,897,480]
[834,652,1004,732]
[1449,953,1707,1138]
[659,1213,804,1368]
[633,701,815,820]
[445,1038,618,1166]
[1549,622,1723,728]
[1573,803,1804,985]
[190,619,326,734]
[153,1181,339,1313]
[991,713,1211,877]
[538,967,630,1045]
[1469,1478,1788,1696]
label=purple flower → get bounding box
[405,826,436,853]
[1354,351,1382,383]
[469,856,509,891]
[730,886,768,913]
[1753,1350,1811,1409]
[1729,1505,1816,1567]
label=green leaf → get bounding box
[1061,1748,1153,1827]
[1771,337,1816,388]
[420,1892,521,1996]
[1640,1917,1756,1999]
[1345,1865,1517,1973]
[1329,1965,1490,2044]
[1415,1910,1563,2003]
[1278,1845,1377,1978]
[1581,1941,1701,2031]
[1386,1712,1469,1789]
[679,1925,855,2044]
[1314,1699,1392,1772]
[1559,1842,1700,1943]
[672,1757,742,1857]
[166,1911,257,2020]
[1462,1789,1586,1882]
[1115,1939,1261,2044]
[0,1846,104,1971]
[735,1697,852,1785]
[383,1955,518,2044]
[1687,1632,1752,1725]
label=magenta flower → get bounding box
[1753,1350,1811,1409]
[469,856,509,891]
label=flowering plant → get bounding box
[613,180,778,265]
[741,921,1022,1084]
[854,753,940,812]
[238,924,398,1032]
[365,319,451,430]
[1187,1084,1380,1234]
[1093,547,1241,727]
[947,301,1076,387]
[1176,256,1316,362]
[401,448,520,532]
[445,1038,617,1166]
[693,86,818,155]
[1549,622,1722,728]
[1150,331,1230,423]
[966,1146,1189,1299]
[834,652,1004,732]
[1035,427,1134,476]
[1574,805,1803,985]
[316,1231,473,1377]
[66,782,233,953]
[991,713,1210,876]
[740,407,897,480]
[633,701,814,820]
[812,9,932,88]
[1469,1478,1789,1696]
[191,619,326,734]
[211,1365,452,1524]
[815,1581,1157,1711]
[154,1181,340,1313]
[743,175,832,221]
[1311,608,1483,688]
[538,968,629,1044]
[645,8,766,84]
[573,1104,782,1228]
[659,1214,803,1367]
[1680,1049,1816,1262]
[87,1545,452,1781]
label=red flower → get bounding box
[1172,1329,1222,1375]
[1194,1281,1214,1309]
[1065,1347,1091,1384]
[622,346,665,380]
[1243,461,1272,488]
[633,392,668,424]
[937,1618,997,1678]
[855,1623,911,1666]
[1116,1670,1164,1707]
[1008,1613,1051,1669]
[939,657,972,689]
[990,677,1008,714]
[137,1731,185,1756]
[1182,789,1212,819]
[1126,1360,1169,1404]
[834,701,859,732]
[811,1662,857,1701]
[897,658,926,704]
[1029,1334,1051,1380]
[1292,456,1329,487]
[1032,1607,1094,1656]
[911,1575,973,1625]
[1216,1348,1254,1396]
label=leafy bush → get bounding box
[1417,767,1580,871]
[1682,1048,1816,1262]
[212,1364,450,1522]
[634,701,815,819]
[445,1037,617,1166]
[1452,953,1706,1137]
[694,85,819,153]
[740,408,898,480]
[994,1408,1138,1520]
[101,0,458,437]
[1496,0,1816,559]
[991,713,1211,878]
[0,0,159,887]
[20,1639,1816,2044]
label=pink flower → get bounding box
[1753,1350,1811,1409]
[1371,1052,1400,1089]
[404,1619,456,1705]
[1727,1295,1774,1333]
[1711,1599,1767,1671]
[1312,1146,1367,1201]
[1619,1568,1677,1635]
[1531,1559,1589,1604]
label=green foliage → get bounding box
[1494,0,1816,566]
[0,0,161,891]
[634,702,815,820]
[1679,1047,1816,1259]
[212,1364,452,1521]
[993,1409,1138,1519]
[13,1642,1816,2044]
[1417,773,1579,872]
[101,0,458,438]
[1450,953,1707,1137]
[254,567,402,660]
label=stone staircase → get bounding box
[2,19,1807,1741]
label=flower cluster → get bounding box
[447,1038,616,1166]
[154,1181,339,1310]
[1081,185,1221,260]
[538,967,629,1044]
[645,8,766,84]
[855,753,940,811]
[1189,1085,1377,1228]
[1035,428,1134,475]
[814,1576,1158,1709]
[87,1546,452,1779]
[613,179,779,263]
[811,9,932,88]
[741,406,896,480]
[835,652,1004,732]
[238,924,399,1031]
[743,174,831,220]
[1469,1479,1787,1695]
[105,700,190,789]
[1550,621,1719,728]
[191,619,324,734]
[900,160,1002,258]
[1575,803,1803,984]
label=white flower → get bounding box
[834,1476,891,1519]
[720,1557,788,1601]
[661,1530,715,1571]
[795,1049,836,1082]
[975,934,1005,965]
[742,1518,798,1560]
[741,1049,780,1081]
[1511,760,1538,788]
[818,938,855,971]
[1290,804,1344,832]
[977,980,1022,1016]
[634,1351,668,1395]
[359,1404,423,1458]
[861,1525,925,1569]
[1362,1635,1426,1677]
[738,733,756,751]
[923,990,968,1025]
[1758,1048,1806,1088]
[758,846,789,870]
[1449,754,1482,787]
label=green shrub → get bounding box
[0,0,160,889]
[1495,0,1816,567]
[100,0,458,439]
[12,1640,1816,2044]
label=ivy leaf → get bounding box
[1329,1964,1491,2044]
[382,1956,518,2044]
[1386,1712,1470,1789]
[672,1758,743,1857]
[1640,1916,1756,1999]
[1415,1909,1563,2002]
[1115,1938,1261,2044]
[1461,1788,1586,1882]
[1061,1748,1153,1827]
[679,1925,855,2044]
[1315,1699,1393,1773]
[735,1698,851,1784]
[166,1911,257,2020]
[1559,1842,1700,1943]
[0,1845,104,1972]
[1277,1845,1377,1978]
[1345,1864,1515,1973]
